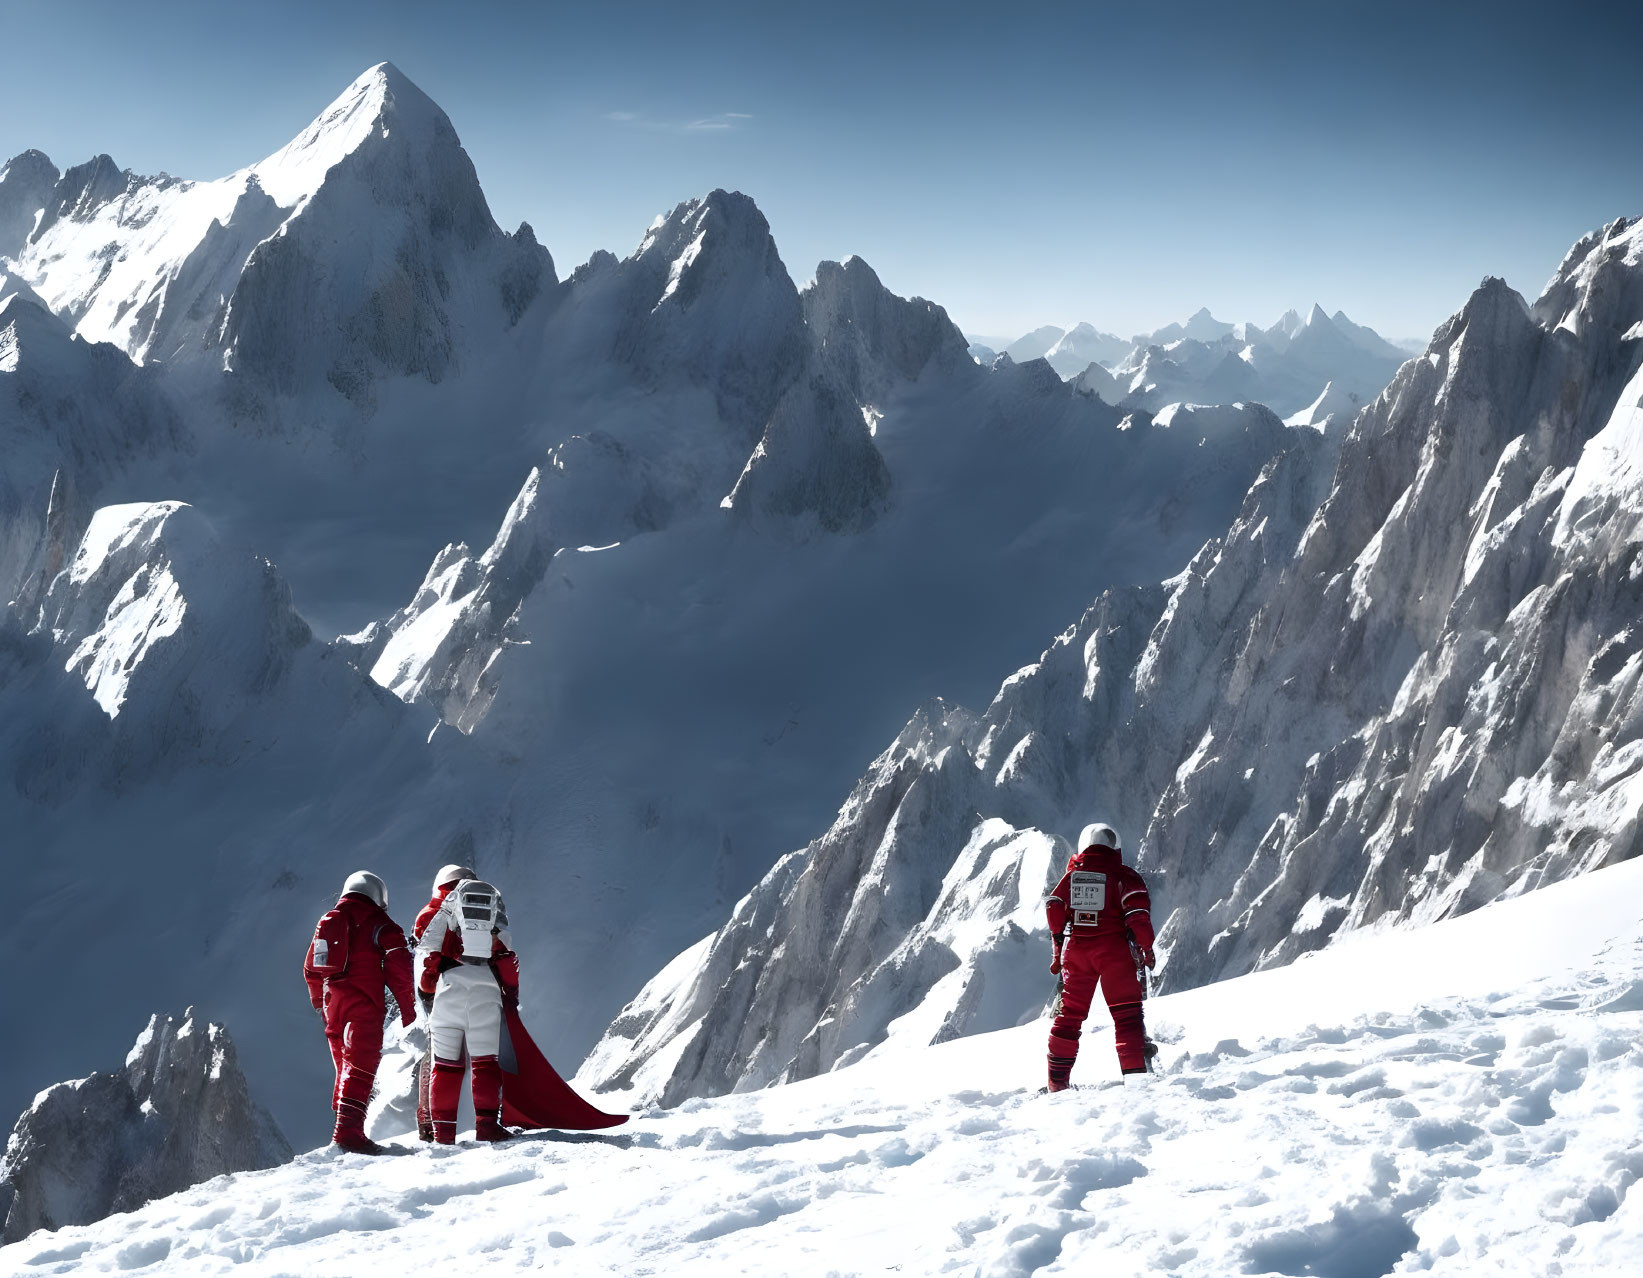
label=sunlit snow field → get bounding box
[5,860,1640,1277]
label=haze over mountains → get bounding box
[4,58,1640,1211]
[967,305,1418,423]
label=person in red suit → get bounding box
[1044,822,1156,1090]
[417,876,520,1144]
[303,871,417,1153]
[409,862,475,1141]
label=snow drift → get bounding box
[8,857,1641,1274]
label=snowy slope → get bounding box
[7,856,1641,1276]
[1003,325,1065,362]
[586,217,1643,1104]
[1042,322,1129,377]
[1282,378,1362,430]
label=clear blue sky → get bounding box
[5,0,1641,343]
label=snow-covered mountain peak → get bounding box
[1531,216,1643,338]
[36,501,312,721]
[0,283,70,371]
[250,62,444,208]
[1303,301,1331,327]
[634,188,785,310]
[1283,378,1362,430]
[5,63,547,385]
[803,253,969,401]
[0,149,58,256]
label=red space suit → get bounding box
[303,879,417,1152]
[1044,826,1155,1089]
[417,879,520,1143]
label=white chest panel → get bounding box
[449,880,506,958]
[1069,871,1107,920]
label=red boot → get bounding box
[430,1054,463,1145]
[471,1054,510,1141]
[475,1109,513,1142]
[332,1098,388,1155]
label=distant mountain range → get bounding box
[967,307,1421,421]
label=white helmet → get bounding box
[434,863,477,893]
[343,870,387,908]
[1077,823,1121,854]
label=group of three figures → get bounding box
[302,864,526,1154]
[300,821,1156,1153]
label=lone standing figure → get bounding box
[1044,823,1156,1089]
[417,876,520,1143]
[303,871,417,1153]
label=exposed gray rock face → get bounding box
[803,256,971,406]
[604,188,809,440]
[726,373,892,536]
[30,154,135,247]
[585,216,1643,1106]
[0,1010,289,1244]
[0,290,180,613]
[0,150,59,258]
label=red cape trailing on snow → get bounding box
[499,1005,628,1130]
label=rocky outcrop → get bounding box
[0,150,58,258]
[603,189,809,439]
[0,290,179,613]
[802,255,970,406]
[725,373,892,536]
[0,1010,289,1244]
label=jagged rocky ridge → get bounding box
[0,1010,289,1244]
[581,216,1643,1106]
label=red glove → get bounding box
[1142,948,1156,970]
[1050,947,1062,976]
